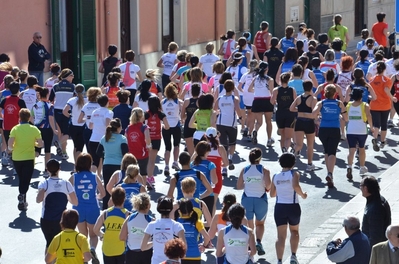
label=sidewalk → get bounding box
[289,160,399,264]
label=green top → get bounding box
[10,123,41,161]
[195,109,212,131]
[328,24,349,50]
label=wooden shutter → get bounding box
[250,0,275,36]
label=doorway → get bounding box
[120,0,131,60]
[354,0,365,36]
[162,0,174,52]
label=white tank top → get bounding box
[45,77,57,92]
[223,225,250,264]
[22,88,38,111]
[302,68,312,82]
[253,76,271,98]
[135,94,149,112]
[240,72,255,106]
[217,95,237,127]
[209,145,221,157]
[347,103,367,135]
[336,71,352,97]
[273,170,299,204]
[162,98,180,127]
[243,164,266,198]
[126,212,152,250]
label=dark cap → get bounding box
[361,29,369,38]
[259,61,268,70]
[46,159,61,175]
[190,56,199,67]
[9,81,20,95]
[233,52,243,60]
[351,88,364,99]
[157,196,173,214]
[108,45,117,56]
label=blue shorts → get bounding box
[346,134,367,148]
[241,193,268,221]
[54,109,70,135]
[74,205,100,224]
[239,95,245,110]
[274,203,301,226]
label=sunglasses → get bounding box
[36,36,42,39]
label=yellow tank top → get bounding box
[49,230,89,264]
[103,207,127,256]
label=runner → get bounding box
[278,26,296,54]
[327,14,350,51]
[104,72,122,109]
[276,48,298,79]
[345,68,376,103]
[217,30,236,66]
[254,21,272,60]
[43,63,60,93]
[157,42,179,89]
[119,50,143,106]
[227,37,251,68]
[181,84,200,155]
[134,79,155,111]
[263,37,284,86]
[98,44,121,85]
[116,164,146,211]
[112,90,132,134]
[199,42,221,80]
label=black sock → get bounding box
[256,239,261,243]
[292,252,296,256]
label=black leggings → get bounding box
[14,159,35,194]
[103,254,125,264]
[89,141,101,167]
[35,128,53,154]
[127,89,137,106]
[371,110,390,131]
[162,126,181,151]
[125,249,152,264]
[83,127,92,153]
[69,125,85,152]
[102,164,120,210]
[161,74,170,90]
[318,127,340,156]
[40,218,61,248]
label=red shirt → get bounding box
[145,111,166,140]
[0,95,26,130]
[254,31,268,53]
[107,86,120,108]
[392,75,399,100]
[126,122,149,159]
[372,22,388,47]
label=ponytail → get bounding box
[105,118,121,142]
[227,203,245,229]
[178,198,198,225]
[75,84,85,109]
[221,193,236,222]
[193,141,211,166]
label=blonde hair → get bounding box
[181,177,196,194]
[123,164,140,183]
[131,193,151,211]
[145,69,161,83]
[130,107,144,125]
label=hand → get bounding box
[393,97,398,103]
[334,238,342,246]
[198,244,205,253]
[301,192,308,199]
[53,129,59,135]
[369,127,375,134]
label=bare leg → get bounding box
[185,137,194,156]
[305,133,315,164]
[147,149,158,177]
[289,224,300,254]
[255,220,265,241]
[276,225,287,260]
[358,147,366,167]
[264,112,273,139]
[347,148,356,167]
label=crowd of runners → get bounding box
[0,11,398,264]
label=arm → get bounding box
[210,167,217,186]
[68,191,78,206]
[339,101,348,122]
[180,99,189,123]
[292,171,307,199]
[326,238,355,263]
[236,169,245,190]
[93,212,105,237]
[166,177,177,199]
[218,145,229,167]
[156,57,164,68]
[199,172,213,199]
[247,78,255,93]
[98,62,104,73]
[96,175,106,199]
[136,71,143,83]
[199,228,211,249]
[188,110,197,129]
[217,43,224,56]
[35,138,44,148]
[270,174,276,197]
[119,218,129,242]
[62,104,71,118]
[144,127,151,146]
[314,84,323,98]
[309,71,318,88]
[36,189,45,203]
[310,101,323,119]
[252,45,261,61]
[106,171,119,195]
[289,96,300,112]
[49,115,58,135]
[200,201,212,227]
[263,167,272,192]
[270,88,279,105]
[208,213,219,239]
[385,86,398,103]
[140,233,153,251]
[216,230,225,257]
[276,64,283,85]
[162,116,170,130]
[77,111,85,124]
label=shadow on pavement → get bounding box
[322,188,355,202]
[9,211,41,232]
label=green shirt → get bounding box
[195,109,212,131]
[10,123,41,161]
[328,25,349,50]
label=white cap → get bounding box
[205,127,218,137]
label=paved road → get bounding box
[0,117,398,263]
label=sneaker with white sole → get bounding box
[54,140,63,156]
[62,153,69,160]
[360,166,368,175]
[164,166,170,176]
[17,194,28,211]
[90,248,100,264]
[388,119,394,128]
[222,168,228,177]
[372,138,380,152]
[267,138,275,147]
[380,141,386,149]
[252,131,258,145]
[228,159,234,170]
[147,176,155,186]
[306,164,315,171]
[172,161,180,171]
[346,167,353,180]
[290,255,299,264]
[256,241,265,255]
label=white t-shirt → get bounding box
[144,218,184,264]
[119,62,141,90]
[126,212,153,250]
[67,97,88,126]
[162,98,180,127]
[21,88,37,111]
[89,107,114,142]
[134,94,150,112]
[239,72,255,106]
[81,102,101,127]
[161,53,177,76]
[199,53,220,77]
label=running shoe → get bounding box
[252,131,258,145]
[242,127,248,137]
[380,141,386,149]
[246,135,252,142]
[222,168,228,177]
[1,152,9,167]
[388,119,394,128]
[90,248,100,264]
[17,194,28,211]
[62,153,69,160]
[146,181,154,190]
[172,161,181,171]
[306,164,315,171]
[325,175,334,188]
[147,176,155,186]
[256,241,265,255]
[228,159,235,170]
[346,167,353,180]
[282,147,287,153]
[360,166,368,175]
[340,134,346,141]
[290,255,299,264]
[54,140,63,156]
[267,138,275,147]
[164,166,170,176]
[372,138,380,152]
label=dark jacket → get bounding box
[326,230,371,264]
[362,194,391,247]
[28,42,50,72]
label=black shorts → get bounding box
[318,127,341,156]
[40,218,62,247]
[216,125,237,146]
[371,110,390,131]
[276,111,296,129]
[35,128,54,154]
[137,157,149,176]
[89,141,101,167]
[127,89,137,106]
[183,125,196,138]
[69,125,85,152]
[252,98,274,113]
[347,134,367,148]
[125,249,153,264]
[151,139,161,150]
[3,130,10,145]
[245,105,252,110]
[274,203,301,226]
[295,118,315,134]
[54,109,70,135]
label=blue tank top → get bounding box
[175,169,202,200]
[73,171,98,207]
[121,182,142,211]
[313,69,325,86]
[281,61,295,74]
[233,49,249,68]
[288,79,304,95]
[320,99,341,128]
[177,217,201,259]
[281,37,295,53]
[355,61,371,79]
[350,84,370,103]
[191,160,215,197]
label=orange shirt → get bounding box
[372,22,388,47]
[369,75,392,111]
